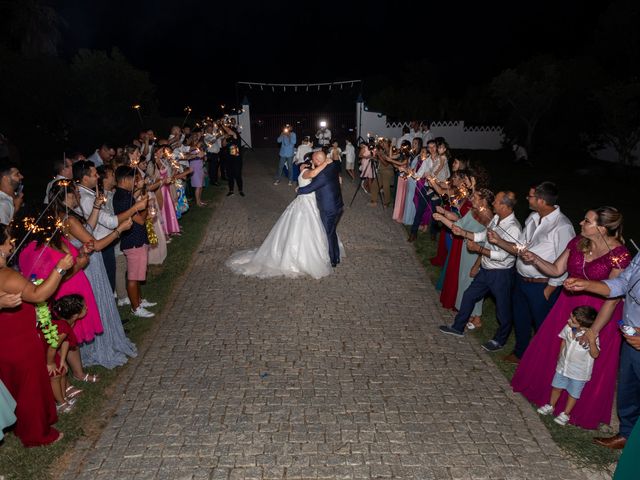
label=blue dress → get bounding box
[74,230,137,369]
[402,157,419,225]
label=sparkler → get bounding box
[132,104,143,126]
[8,188,64,263]
[595,228,628,269]
[491,222,529,255]
[182,106,192,127]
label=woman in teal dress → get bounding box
[454,192,493,328]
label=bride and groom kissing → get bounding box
[226,150,344,279]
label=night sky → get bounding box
[56,0,611,113]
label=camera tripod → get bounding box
[349,156,387,209]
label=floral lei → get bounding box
[33,278,59,348]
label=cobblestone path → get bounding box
[62,150,589,479]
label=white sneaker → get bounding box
[288,181,293,186]
[554,412,570,426]
[117,297,131,307]
[273,180,280,185]
[131,306,155,318]
[140,298,157,308]
[537,404,554,415]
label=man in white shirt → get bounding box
[73,160,147,293]
[87,143,113,168]
[204,125,222,186]
[315,125,331,148]
[396,126,413,148]
[439,191,522,352]
[44,156,73,204]
[488,181,575,362]
[421,121,434,145]
[0,160,23,225]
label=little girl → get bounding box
[537,305,600,426]
[45,295,86,413]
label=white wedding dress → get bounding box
[226,172,341,279]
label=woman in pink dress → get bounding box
[18,216,103,346]
[511,207,631,429]
[153,147,180,235]
[0,224,75,446]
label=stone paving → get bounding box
[61,150,605,479]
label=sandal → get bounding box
[73,373,100,383]
[52,431,65,444]
[56,401,74,414]
[466,317,482,330]
[65,385,83,398]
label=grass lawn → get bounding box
[0,184,223,480]
[411,228,620,471]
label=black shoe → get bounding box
[438,325,464,337]
[481,340,504,352]
[331,263,337,268]
[407,233,417,242]
[226,191,234,197]
[239,191,245,197]
[212,182,219,186]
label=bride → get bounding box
[226,159,342,279]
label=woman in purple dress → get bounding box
[511,207,631,429]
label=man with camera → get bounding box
[274,125,297,186]
[315,122,331,148]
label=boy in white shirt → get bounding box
[537,305,600,426]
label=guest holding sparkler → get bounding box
[0,224,74,446]
[391,140,412,222]
[74,160,146,293]
[113,166,153,318]
[186,132,207,207]
[439,190,522,353]
[45,180,137,367]
[154,146,179,235]
[401,139,424,225]
[432,181,493,328]
[407,139,439,241]
[18,184,103,348]
[510,206,630,429]
[491,182,575,363]
[430,170,476,293]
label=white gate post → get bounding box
[237,96,252,148]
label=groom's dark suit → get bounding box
[297,161,343,266]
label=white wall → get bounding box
[356,102,505,150]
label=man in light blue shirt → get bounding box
[274,125,296,186]
[565,253,640,450]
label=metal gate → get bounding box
[250,112,355,148]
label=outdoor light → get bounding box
[132,104,141,110]
[319,120,327,128]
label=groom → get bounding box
[297,151,344,267]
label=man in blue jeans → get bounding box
[274,125,296,186]
[565,254,640,450]
[438,191,522,352]
[488,182,575,363]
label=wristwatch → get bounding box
[55,267,67,276]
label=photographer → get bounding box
[370,139,400,208]
[204,124,222,186]
[315,122,331,148]
[274,125,297,186]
